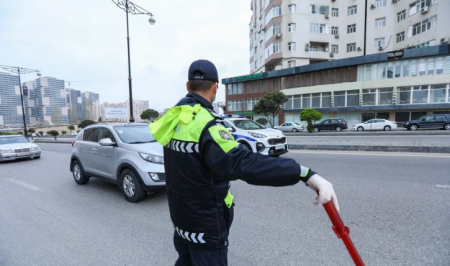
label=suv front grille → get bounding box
[268,137,286,145]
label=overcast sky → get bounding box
[0,0,252,112]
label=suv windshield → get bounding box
[231,119,265,130]
[113,126,156,144]
[0,136,29,144]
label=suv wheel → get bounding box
[357,127,364,132]
[241,143,252,152]
[335,126,342,132]
[409,124,418,131]
[72,161,89,185]
[444,124,450,130]
[313,127,320,132]
[121,169,145,203]
[384,126,391,131]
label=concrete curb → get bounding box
[34,140,72,144]
[288,144,450,153]
[285,131,450,136]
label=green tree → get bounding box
[61,130,67,136]
[68,125,75,131]
[47,130,59,140]
[255,118,268,126]
[300,108,323,133]
[253,91,288,128]
[78,119,96,129]
[140,109,159,122]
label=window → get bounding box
[347,90,359,107]
[288,42,296,51]
[375,17,386,28]
[273,23,281,35]
[288,60,296,68]
[288,23,296,32]
[430,84,447,103]
[288,4,296,13]
[245,98,259,110]
[310,46,319,51]
[436,57,444,75]
[378,88,393,105]
[273,5,281,16]
[312,93,321,108]
[375,0,386,8]
[387,62,394,78]
[347,43,356,52]
[418,58,426,76]
[364,65,371,81]
[395,61,402,78]
[310,5,330,15]
[427,58,435,75]
[331,26,339,35]
[347,24,356,34]
[412,22,421,36]
[397,87,411,104]
[348,6,357,15]
[412,85,428,104]
[411,16,437,37]
[362,89,376,106]
[227,83,243,95]
[446,56,450,74]
[396,32,405,43]
[374,38,385,47]
[397,10,406,22]
[273,41,282,53]
[402,60,409,77]
[302,94,311,108]
[82,128,99,142]
[331,45,339,53]
[332,8,339,17]
[322,93,331,107]
[227,100,243,111]
[334,91,346,107]
[310,23,328,34]
[98,128,116,143]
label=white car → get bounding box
[274,122,305,132]
[0,135,41,161]
[222,116,287,157]
[352,119,398,131]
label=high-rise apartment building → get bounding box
[31,77,69,125]
[82,91,100,121]
[66,88,83,124]
[250,0,449,73]
[0,72,29,126]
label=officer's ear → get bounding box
[186,81,190,92]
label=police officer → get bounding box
[150,59,339,266]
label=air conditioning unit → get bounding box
[276,33,281,38]
[262,27,266,32]
[357,47,362,51]
[330,52,334,57]
[325,13,329,19]
[335,34,339,38]
[392,0,397,3]
[331,0,336,2]
[370,4,376,9]
[440,37,450,44]
[378,46,383,51]
[259,15,262,20]
[421,6,429,13]
[406,44,411,48]
[305,44,310,51]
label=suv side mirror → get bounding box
[99,138,115,146]
[227,127,235,132]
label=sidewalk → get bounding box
[284,129,450,136]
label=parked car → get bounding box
[221,116,287,157]
[403,114,450,131]
[0,135,41,161]
[352,119,397,131]
[274,122,305,132]
[313,118,348,132]
[70,123,165,202]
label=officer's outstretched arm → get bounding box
[200,125,316,187]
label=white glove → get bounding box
[306,174,339,211]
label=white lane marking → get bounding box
[6,178,40,191]
[289,150,450,158]
[435,184,450,189]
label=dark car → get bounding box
[403,114,450,130]
[313,118,348,132]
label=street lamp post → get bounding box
[111,0,155,123]
[0,65,41,137]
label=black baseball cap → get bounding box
[188,59,218,82]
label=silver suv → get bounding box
[70,123,165,202]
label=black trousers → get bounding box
[173,231,228,266]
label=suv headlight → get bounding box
[248,132,266,138]
[139,152,164,164]
[0,148,13,153]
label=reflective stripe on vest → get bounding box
[224,190,234,208]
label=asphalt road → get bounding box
[1,144,449,266]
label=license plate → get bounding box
[17,152,30,156]
[275,144,284,150]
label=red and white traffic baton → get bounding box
[319,193,365,266]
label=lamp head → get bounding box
[148,16,156,25]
